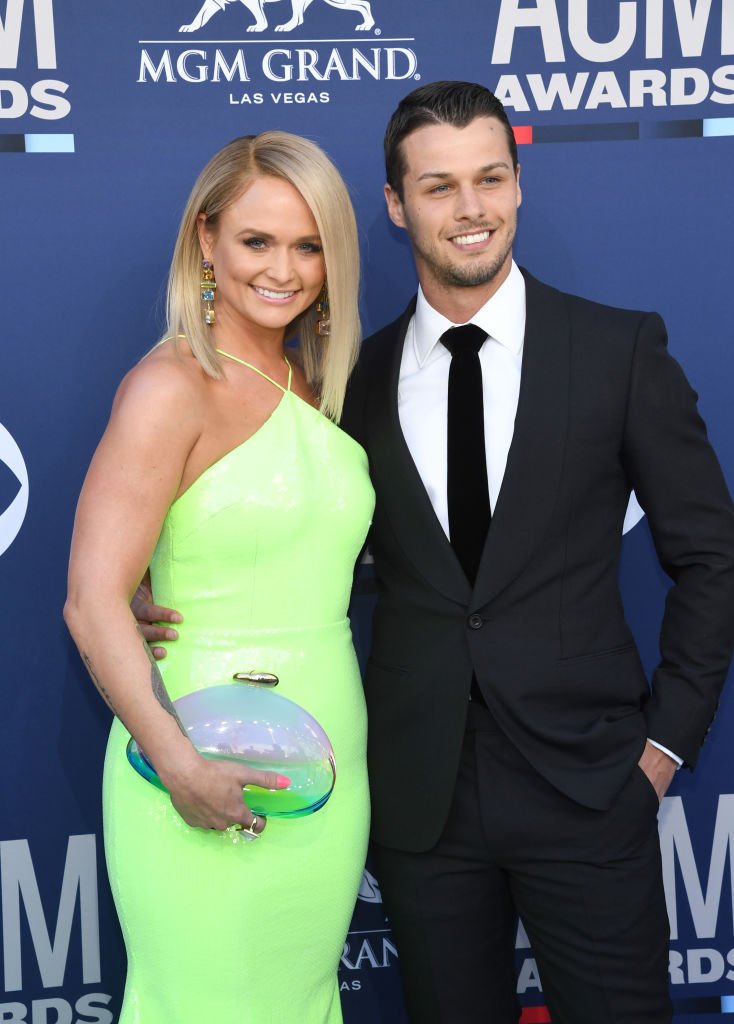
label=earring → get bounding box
[315,284,330,337]
[200,260,217,325]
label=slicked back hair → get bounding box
[384,81,518,199]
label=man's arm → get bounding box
[623,313,734,767]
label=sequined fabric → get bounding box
[103,390,374,1023]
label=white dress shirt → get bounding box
[398,261,525,536]
[396,260,681,768]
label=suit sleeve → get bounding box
[622,313,734,766]
[339,354,367,443]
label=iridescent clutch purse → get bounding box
[126,673,336,817]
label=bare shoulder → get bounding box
[111,338,207,440]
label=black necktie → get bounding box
[440,324,490,585]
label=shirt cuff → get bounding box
[647,738,683,768]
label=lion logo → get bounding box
[179,0,375,33]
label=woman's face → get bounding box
[199,175,325,340]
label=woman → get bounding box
[64,132,374,1022]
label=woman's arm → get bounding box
[65,358,285,831]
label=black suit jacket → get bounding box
[342,270,734,852]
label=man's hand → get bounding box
[637,740,677,803]
[132,581,183,660]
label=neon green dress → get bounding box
[102,353,374,1023]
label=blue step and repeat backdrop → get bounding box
[2,1,734,1021]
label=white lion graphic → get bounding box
[180,0,375,33]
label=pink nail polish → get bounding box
[276,775,291,787]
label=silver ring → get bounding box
[226,821,259,843]
[242,815,259,837]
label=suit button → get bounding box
[468,614,483,630]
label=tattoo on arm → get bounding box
[136,625,188,738]
[80,631,189,745]
[82,652,118,716]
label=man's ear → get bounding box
[384,184,406,229]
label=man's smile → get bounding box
[449,229,493,250]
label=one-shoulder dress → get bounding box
[102,353,375,1023]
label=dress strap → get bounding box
[216,349,292,393]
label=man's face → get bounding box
[385,117,521,304]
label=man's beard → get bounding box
[412,224,514,290]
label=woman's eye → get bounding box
[244,237,266,249]
[298,242,323,254]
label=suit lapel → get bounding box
[472,271,570,610]
[368,301,471,606]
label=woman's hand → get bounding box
[162,755,290,835]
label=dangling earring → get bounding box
[315,283,330,337]
[200,260,217,325]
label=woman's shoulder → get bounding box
[121,337,206,398]
[111,338,207,436]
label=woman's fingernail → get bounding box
[171,613,183,623]
[276,775,291,787]
[165,629,178,639]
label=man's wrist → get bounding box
[647,738,682,769]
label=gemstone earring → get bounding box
[200,260,217,325]
[315,284,330,337]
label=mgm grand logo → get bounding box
[137,0,419,96]
[179,0,375,34]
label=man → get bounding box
[138,83,734,1023]
[340,80,734,1023]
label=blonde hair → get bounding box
[164,132,361,421]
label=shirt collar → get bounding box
[412,260,526,367]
